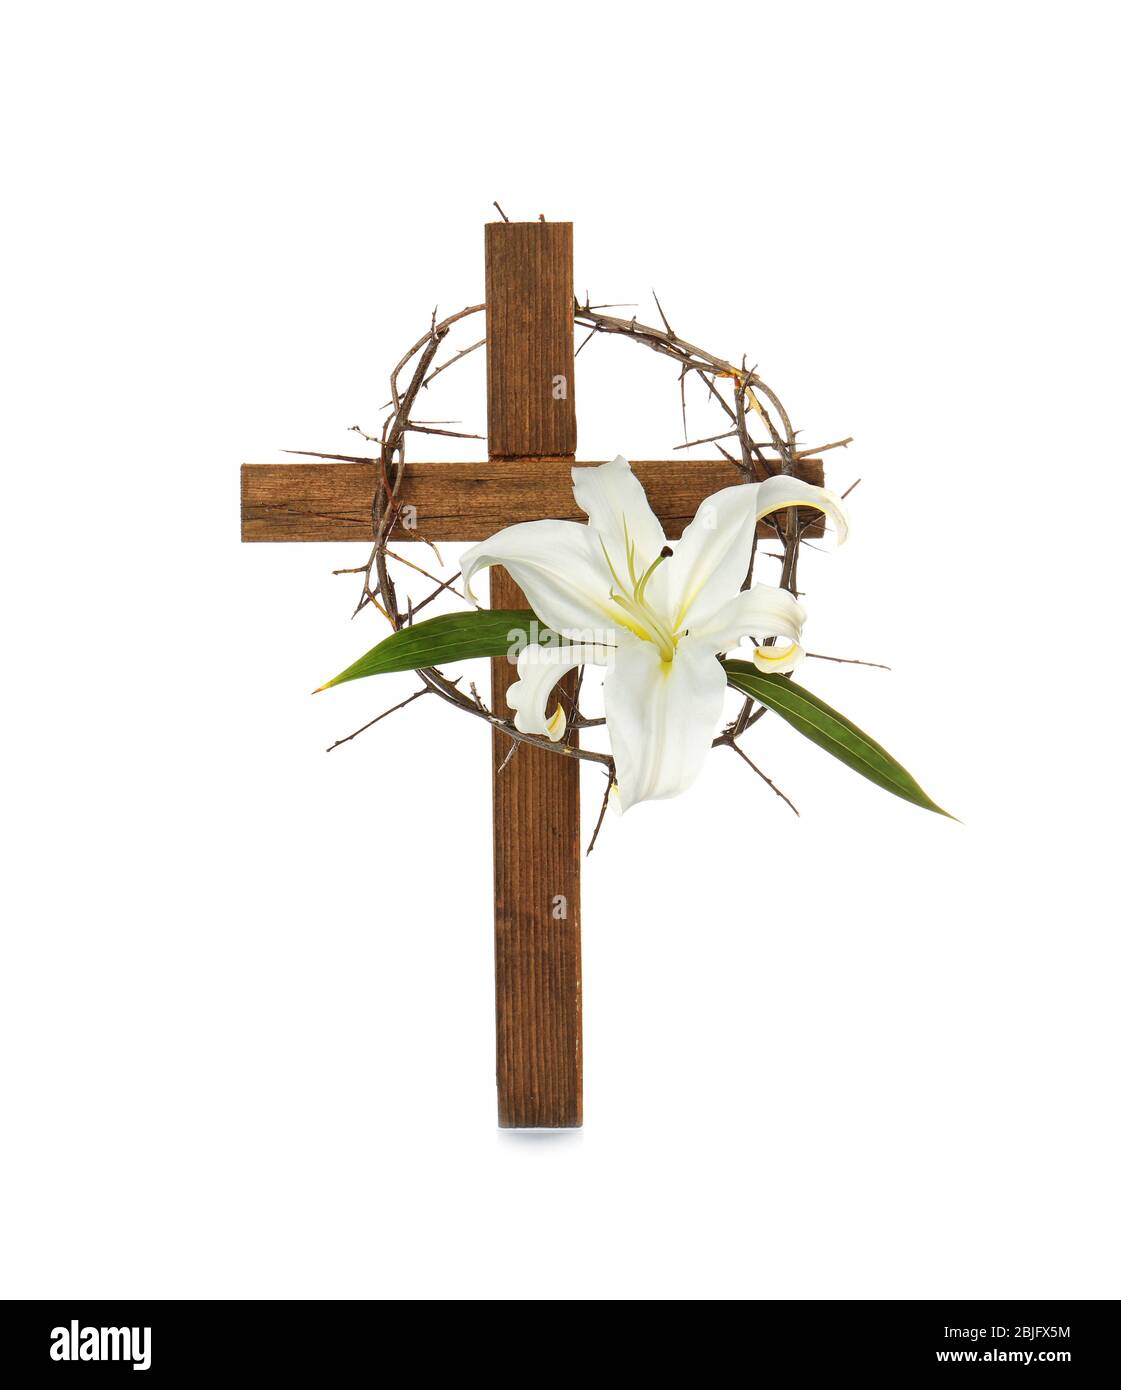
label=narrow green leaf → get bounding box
[316,609,547,691]
[723,660,953,818]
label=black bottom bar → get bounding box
[1,1300,1116,1379]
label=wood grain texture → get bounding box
[491,567,582,1129]
[485,222,576,459]
[488,221,581,1128]
[240,456,827,542]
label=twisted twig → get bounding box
[318,289,851,799]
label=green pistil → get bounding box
[604,535,677,661]
[635,545,673,604]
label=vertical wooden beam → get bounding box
[486,222,582,1127]
[485,223,577,459]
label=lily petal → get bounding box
[506,641,611,742]
[667,476,849,631]
[748,642,802,674]
[460,519,618,636]
[604,638,728,812]
[688,582,808,672]
[572,456,667,593]
[754,473,850,547]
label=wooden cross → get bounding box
[241,219,827,1127]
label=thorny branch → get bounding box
[587,764,617,856]
[311,278,862,828]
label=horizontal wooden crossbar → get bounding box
[240,457,826,543]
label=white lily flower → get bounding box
[461,457,848,812]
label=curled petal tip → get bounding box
[752,642,803,674]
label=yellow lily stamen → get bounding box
[603,532,678,662]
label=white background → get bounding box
[2,1,1118,1300]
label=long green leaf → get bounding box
[318,615,950,818]
[723,660,952,818]
[316,608,546,691]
